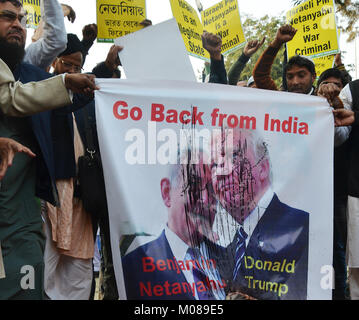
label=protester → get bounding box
[227,38,265,86]
[252,24,353,300]
[201,30,227,84]
[0,57,98,116]
[0,137,35,180]
[91,44,122,79]
[323,79,359,300]
[253,25,317,94]
[334,53,352,85]
[80,23,98,67]
[24,0,67,70]
[75,44,123,300]
[316,68,350,300]
[333,108,357,127]
[61,3,76,23]
[43,33,95,300]
[201,30,264,88]
[0,0,97,299]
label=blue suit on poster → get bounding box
[122,230,196,300]
[121,230,227,300]
[226,194,309,300]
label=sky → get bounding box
[26,0,358,79]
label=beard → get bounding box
[0,37,25,71]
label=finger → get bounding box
[84,78,97,90]
[21,147,36,158]
[115,45,124,52]
[83,87,92,95]
[6,149,15,167]
[0,163,7,180]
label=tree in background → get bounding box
[224,14,286,87]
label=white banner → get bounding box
[95,79,334,300]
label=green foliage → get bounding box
[224,14,286,87]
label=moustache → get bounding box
[7,28,24,38]
[290,85,306,93]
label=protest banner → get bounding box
[170,0,210,61]
[312,29,340,78]
[115,19,196,82]
[23,0,41,28]
[96,0,146,43]
[201,0,246,55]
[313,54,335,78]
[95,79,334,300]
[286,0,340,59]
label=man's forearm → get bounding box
[24,0,67,70]
[252,44,281,91]
[209,55,228,85]
[228,53,250,86]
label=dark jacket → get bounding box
[50,93,91,180]
[50,60,115,180]
[225,194,309,300]
[13,62,59,205]
[346,80,359,197]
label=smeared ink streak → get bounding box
[179,108,220,278]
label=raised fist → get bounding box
[272,24,297,47]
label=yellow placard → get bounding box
[286,0,339,59]
[313,29,340,77]
[313,54,335,78]
[97,0,147,43]
[201,0,245,55]
[170,0,209,61]
[23,0,41,29]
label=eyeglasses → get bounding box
[59,59,83,72]
[0,10,28,28]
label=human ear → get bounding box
[160,178,171,208]
[259,159,270,183]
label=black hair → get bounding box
[317,67,349,88]
[285,55,316,76]
[0,0,22,7]
[58,33,84,58]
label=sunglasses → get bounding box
[0,9,27,28]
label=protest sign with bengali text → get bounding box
[96,0,146,43]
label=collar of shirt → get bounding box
[308,87,315,95]
[164,224,190,264]
[339,83,353,110]
[243,188,274,246]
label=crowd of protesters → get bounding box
[0,0,358,300]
